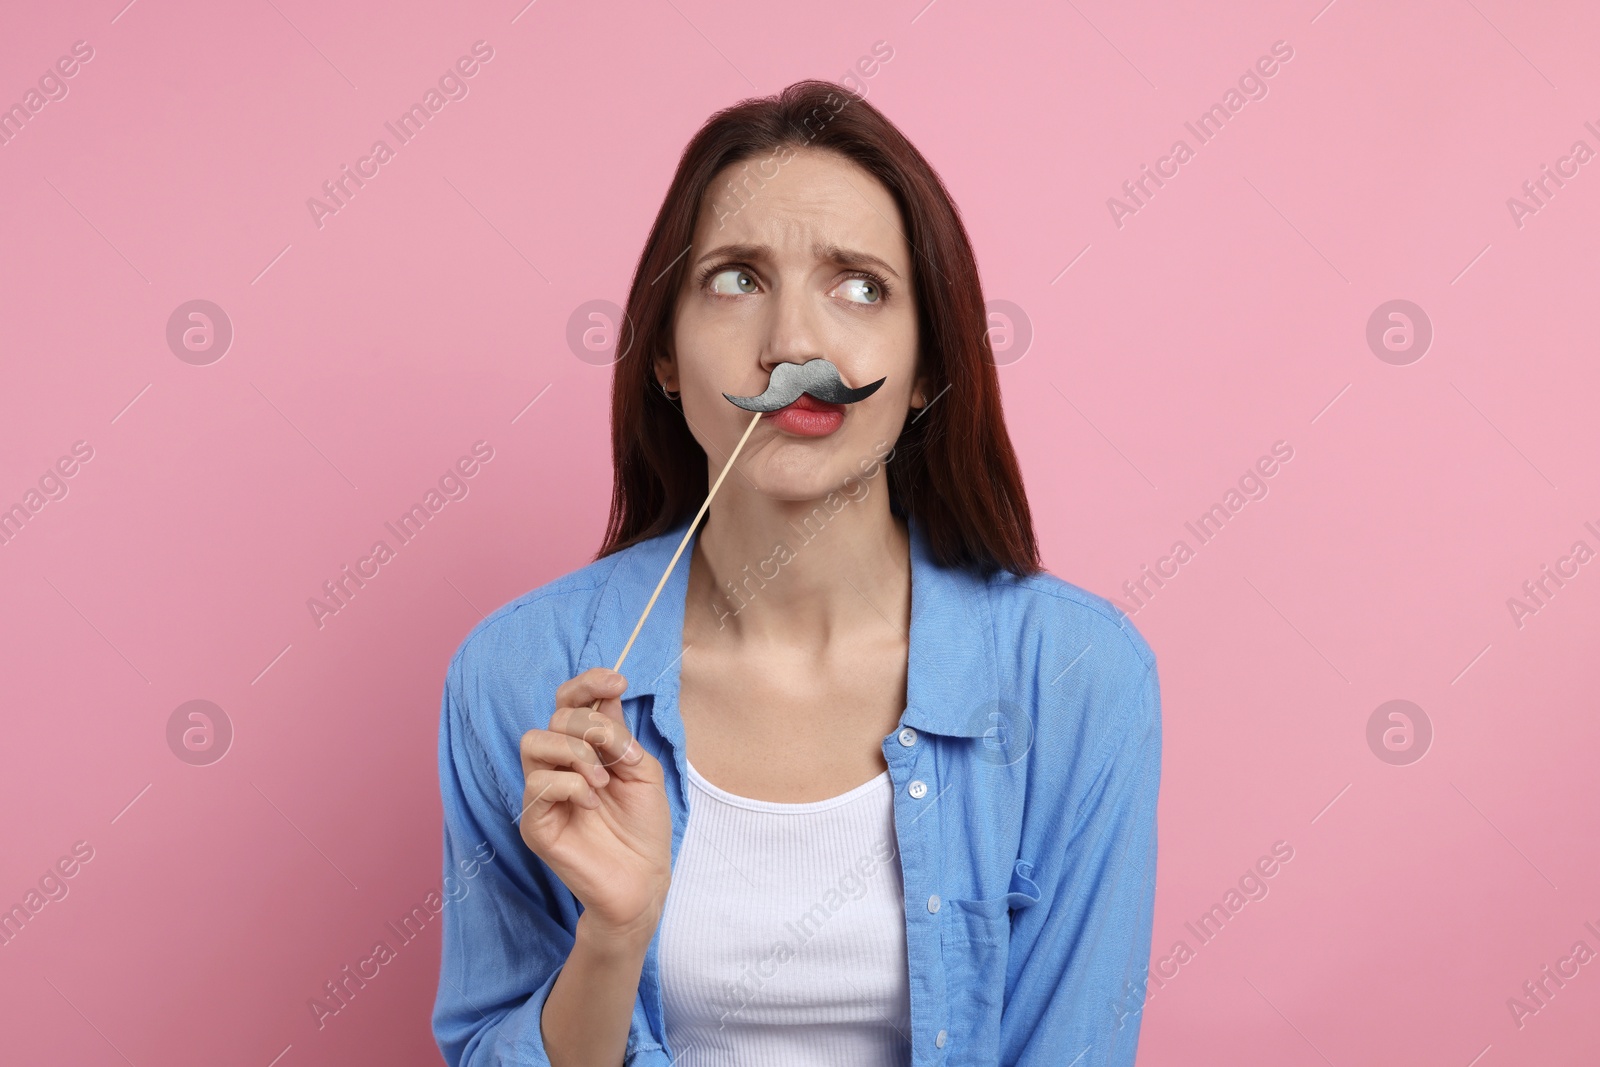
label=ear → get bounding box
[654,347,678,393]
[909,370,932,410]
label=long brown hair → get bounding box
[598,79,1040,577]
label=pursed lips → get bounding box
[768,393,841,414]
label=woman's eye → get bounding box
[836,276,882,304]
[708,268,758,295]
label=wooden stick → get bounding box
[607,410,763,681]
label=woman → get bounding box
[433,80,1161,1067]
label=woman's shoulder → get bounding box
[982,565,1157,683]
[973,567,1159,776]
[444,538,649,688]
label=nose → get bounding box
[759,277,824,375]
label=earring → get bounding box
[659,381,681,401]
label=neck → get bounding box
[688,475,911,648]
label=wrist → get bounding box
[576,905,662,957]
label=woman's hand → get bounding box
[518,668,672,945]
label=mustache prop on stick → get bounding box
[596,358,883,691]
[723,358,887,412]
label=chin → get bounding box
[745,460,856,505]
[745,431,891,504]
[756,476,845,505]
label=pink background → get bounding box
[2,1,1597,1064]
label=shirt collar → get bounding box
[590,512,999,739]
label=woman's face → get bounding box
[662,146,926,503]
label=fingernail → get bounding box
[623,741,643,765]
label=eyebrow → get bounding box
[692,242,904,281]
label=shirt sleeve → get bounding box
[1001,660,1162,1067]
[431,651,671,1066]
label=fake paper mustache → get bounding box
[723,358,887,413]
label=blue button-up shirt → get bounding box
[434,514,1161,1066]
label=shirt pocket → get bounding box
[937,861,1041,1064]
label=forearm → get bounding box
[541,911,656,1067]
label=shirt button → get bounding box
[936,1029,948,1048]
[928,894,941,913]
[897,727,918,747]
[908,779,928,799]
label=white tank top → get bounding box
[658,757,912,1066]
